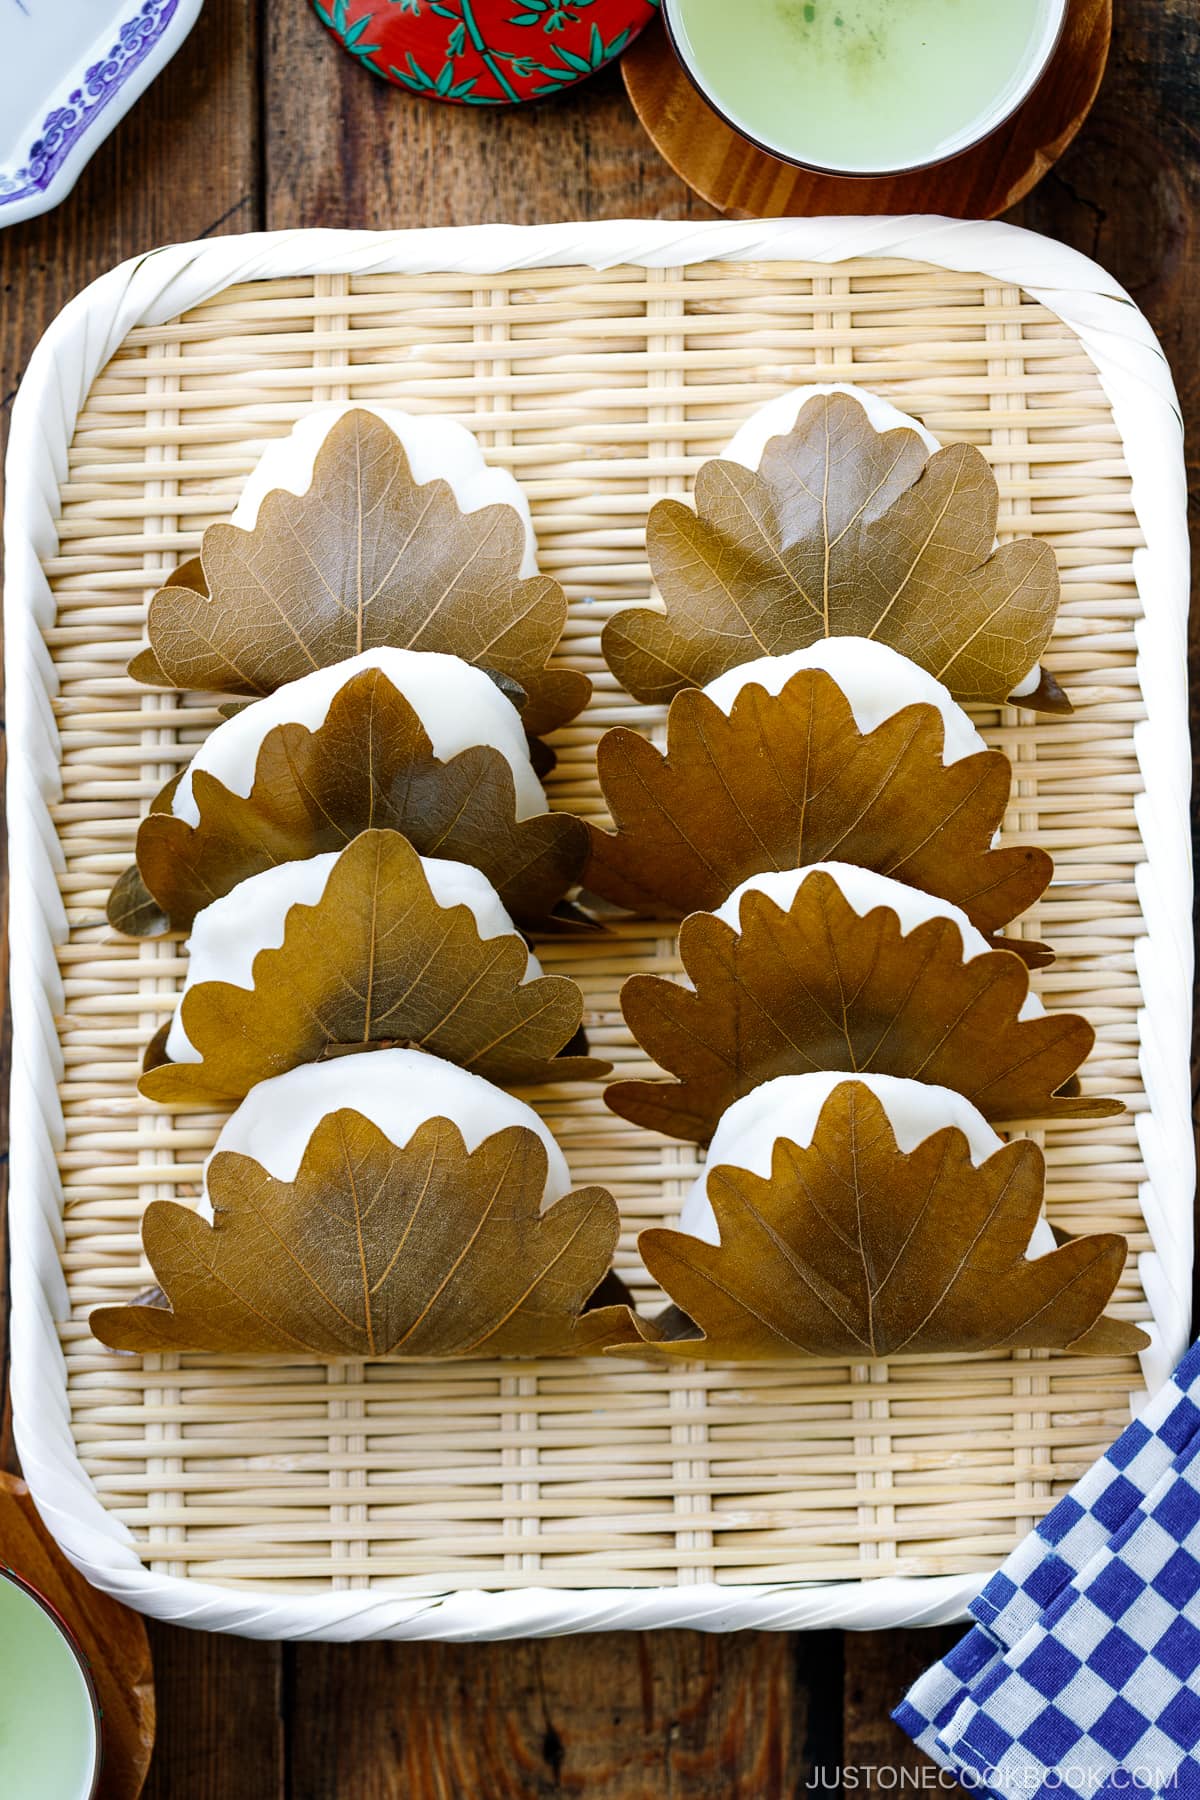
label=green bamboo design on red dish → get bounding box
[317,0,656,104]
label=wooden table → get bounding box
[1,3,1196,1792]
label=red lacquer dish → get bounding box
[313,0,658,104]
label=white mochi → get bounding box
[680,1070,1056,1261]
[166,851,540,1064]
[211,1049,571,1206]
[172,647,546,826]
[720,385,1042,700]
[702,637,986,766]
[721,382,941,469]
[714,861,1044,1022]
[231,403,538,577]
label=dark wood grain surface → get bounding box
[0,2,1195,1792]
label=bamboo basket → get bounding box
[5,220,1192,1640]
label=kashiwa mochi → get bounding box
[172,646,546,826]
[713,861,1045,1021]
[165,851,540,1063]
[679,1070,1055,1260]
[702,637,987,766]
[720,385,1041,700]
[721,382,941,469]
[211,1049,571,1204]
[232,403,538,577]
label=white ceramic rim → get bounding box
[660,0,1069,177]
[1,0,204,231]
[0,1570,102,1799]
[4,217,1191,1640]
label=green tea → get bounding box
[0,1575,97,1799]
[669,0,1055,171]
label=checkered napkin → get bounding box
[894,1343,1200,1796]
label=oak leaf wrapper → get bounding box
[622,1084,1147,1361]
[129,409,589,738]
[107,669,588,936]
[584,671,1053,949]
[90,1116,645,1359]
[603,392,1066,712]
[141,830,607,1106]
[606,874,1121,1144]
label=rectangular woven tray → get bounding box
[7,222,1191,1637]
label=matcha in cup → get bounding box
[662,0,1067,175]
[0,1570,101,1799]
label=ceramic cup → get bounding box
[661,0,1069,177]
[0,1570,102,1800]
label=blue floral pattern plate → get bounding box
[1,0,203,228]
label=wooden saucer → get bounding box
[623,0,1110,218]
[0,1474,155,1799]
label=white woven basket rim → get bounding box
[5,217,1191,1640]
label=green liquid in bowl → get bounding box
[0,1574,98,1800]
[669,0,1055,172]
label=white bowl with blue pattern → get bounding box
[2,0,203,229]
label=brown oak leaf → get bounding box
[106,668,588,936]
[129,409,589,737]
[584,672,1052,946]
[90,1116,643,1359]
[606,873,1121,1143]
[603,392,1065,711]
[141,830,607,1106]
[626,1083,1147,1361]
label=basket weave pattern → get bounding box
[51,259,1148,1592]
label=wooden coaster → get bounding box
[623,0,1111,218]
[0,1474,155,1800]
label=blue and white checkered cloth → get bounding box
[895,1342,1200,1797]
